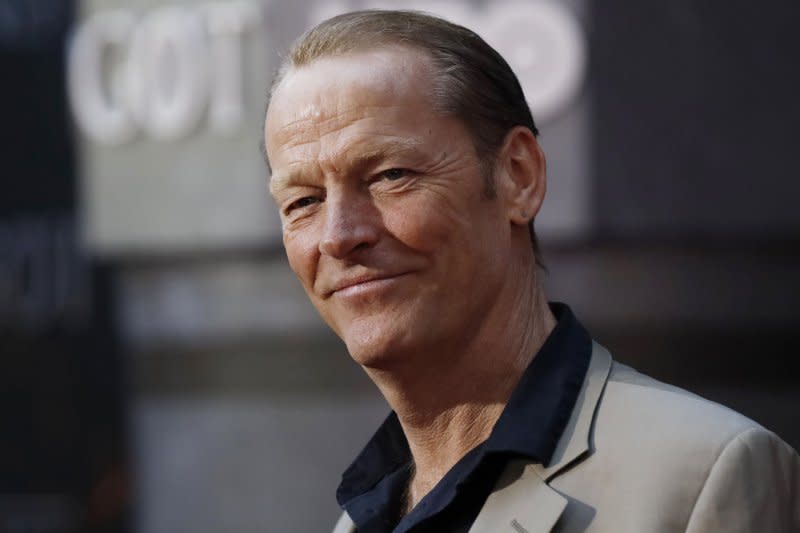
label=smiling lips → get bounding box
[325,272,409,298]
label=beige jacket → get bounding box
[333,343,800,532]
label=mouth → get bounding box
[325,272,410,298]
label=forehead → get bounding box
[264,47,438,165]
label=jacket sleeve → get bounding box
[685,426,800,532]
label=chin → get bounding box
[340,320,414,371]
[343,336,401,370]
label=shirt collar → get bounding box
[337,412,409,504]
[484,302,592,464]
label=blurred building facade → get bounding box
[2,0,798,531]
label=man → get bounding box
[263,10,799,533]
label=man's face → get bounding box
[265,47,514,368]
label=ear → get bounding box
[494,126,546,227]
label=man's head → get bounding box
[264,11,548,368]
[267,9,543,259]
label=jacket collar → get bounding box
[467,342,613,533]
[332,343,613,533]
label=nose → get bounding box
[318,190,380,259]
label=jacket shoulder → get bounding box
[550,358,799,531]
[684,425,800,532]
[603,361,760,443]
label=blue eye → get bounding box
[381,168,408,181]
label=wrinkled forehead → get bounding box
[265,46,436,148]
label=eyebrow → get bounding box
[269,139,425,195]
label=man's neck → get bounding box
[364,275,556,510]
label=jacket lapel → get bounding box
[331,511,356,533]
[468,459,568,533]
[468,342,613,533]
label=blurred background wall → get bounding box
[1,0,798,531]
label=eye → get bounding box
[380,168,409,181]
[285,196,320,214]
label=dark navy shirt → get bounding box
[336,303,592,533]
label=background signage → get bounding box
[68,0,589,255]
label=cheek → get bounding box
[283,231,319,288]
[382,196,462,252]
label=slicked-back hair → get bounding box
[268,9,544,266]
